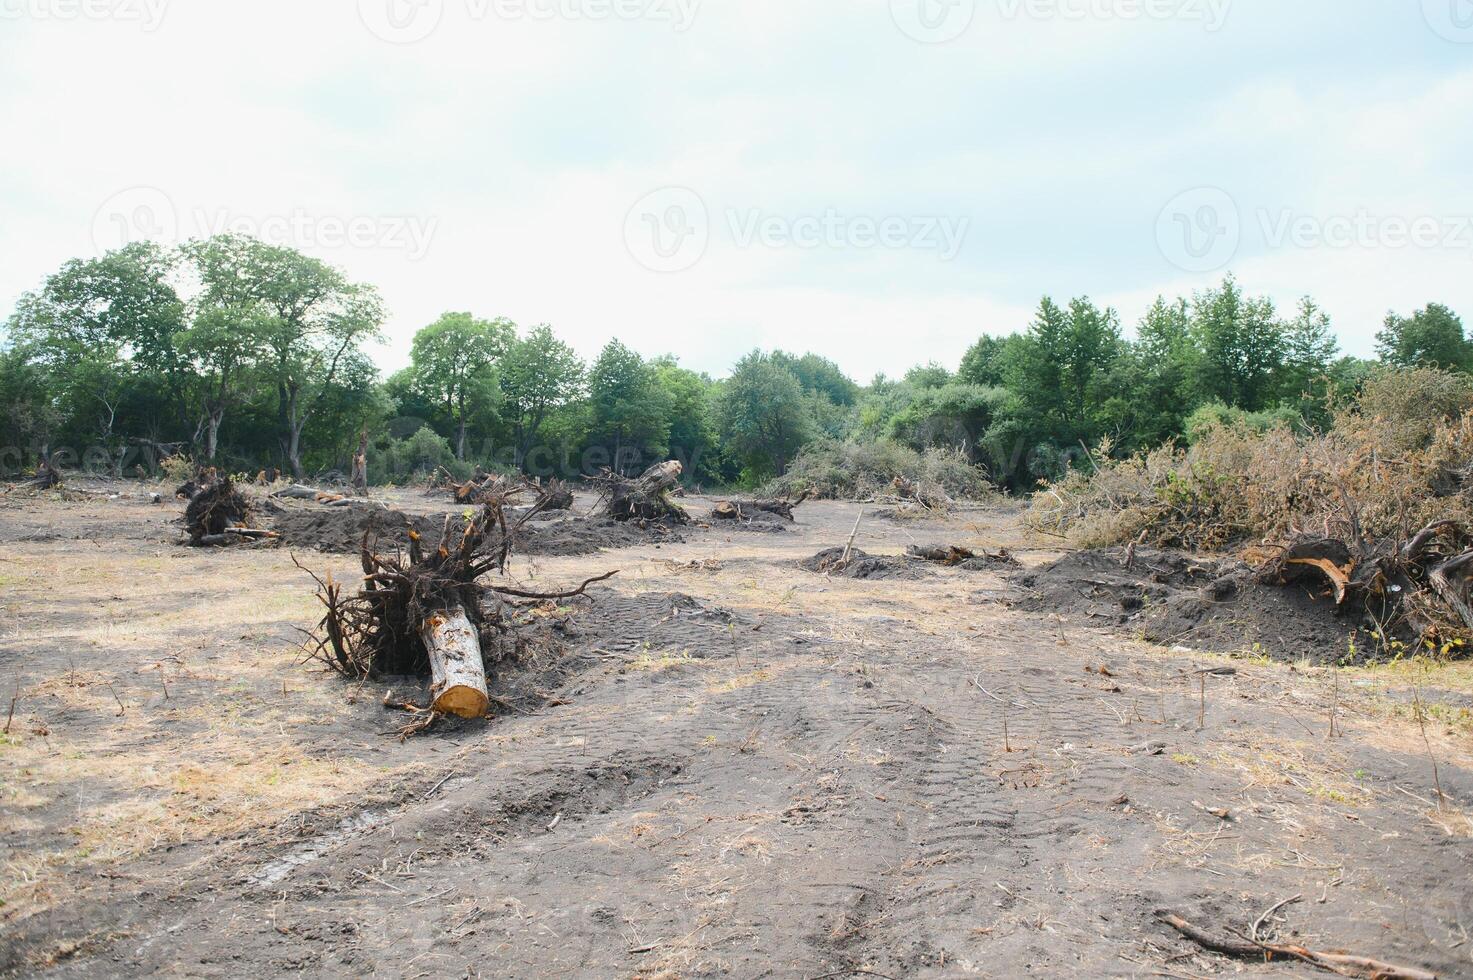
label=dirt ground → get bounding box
[3,483,1473,978]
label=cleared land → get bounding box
[2,484,1472,978]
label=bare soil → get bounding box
[1015,546,1368,664]
[3,483,1473,978]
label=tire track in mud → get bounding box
[814,621,1150,976]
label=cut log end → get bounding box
[420,606,490,719]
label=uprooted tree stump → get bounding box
[1257,520,1473,646]
[527,477,574,511]
[184,474,277,546]
[16,459,62,491]
[297,487,616,730]
[596,460,688,524]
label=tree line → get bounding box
[2,234,1469,489]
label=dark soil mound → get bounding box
[270,502,440,553]
[272,502,684,555]
[515,515,686,555]
[800,547,932,580]
[1014,547,1362,663]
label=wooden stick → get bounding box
[3,676,18,735]
[841,508,865,564]
[1156,909,1436,980]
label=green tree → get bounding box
[772,351,860,405]
[716,350,814,479]
[957,334,1013,387]
[182,235,384,477]
[499,325,585,471]
[1189,276,1285,411]
[587,339,671,473]
[408,312,513,459]
[1376,303,1470,371]
[650,356,718,479]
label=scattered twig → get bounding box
[1156,908,1436,980]
[1250,893,1302,943]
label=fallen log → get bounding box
[273,484,325,500]
[419,605,489,718]
[713,492,809,522]
[906,543,1021,569]
[1155,909,1436,980]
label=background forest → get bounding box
[3,234,1470,492]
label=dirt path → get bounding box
[3,488,1472,977]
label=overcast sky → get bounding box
[2,0,1470,381]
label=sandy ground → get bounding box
[3,483,1473,978]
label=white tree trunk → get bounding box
[419,606,489,718]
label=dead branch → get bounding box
[1155,909,1436,980]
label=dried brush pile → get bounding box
[764,439,994,508]
[1027,367,1473,652]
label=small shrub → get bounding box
[762,439,995,502]
[160,453,195,484]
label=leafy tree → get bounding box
[1376,303,1470,371]
[889,382,1010,461]
[182,235,383,477]
[587,339,671,473]
[958,335,1012,387]
[408,312,513,459]
[904,362,952,390]
[499,325,585,471]
[651,356,718,479]
[716,350,814,480]
[772,351,860,406]
[1189,276,1285,411]
[1277,297,1339,426]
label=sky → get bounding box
[1,0,1471,382]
